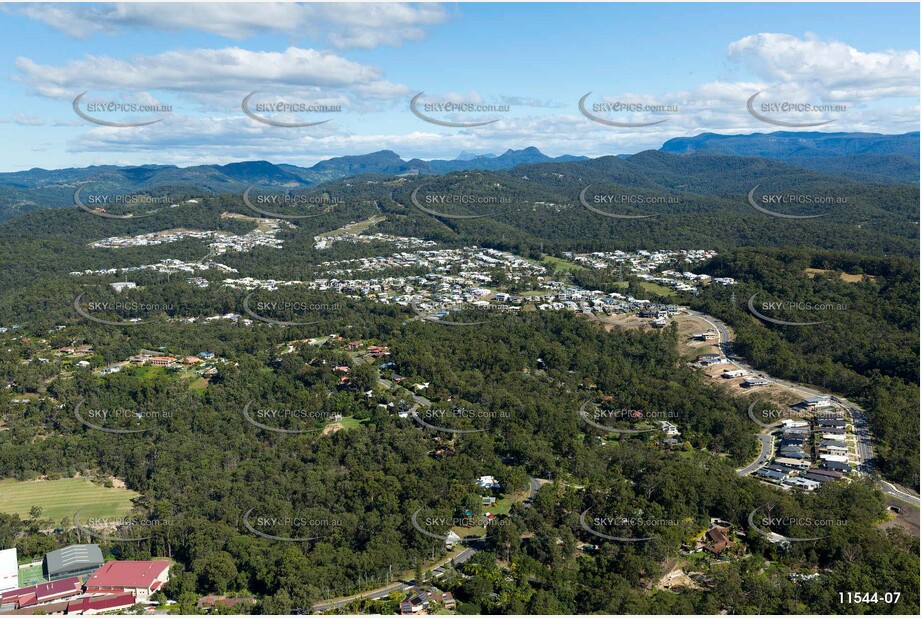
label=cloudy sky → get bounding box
[0,1,918,171]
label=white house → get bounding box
[110,281,137,293]
[657,421,680,436]
[800,395,832,409]
[477,475,500,489]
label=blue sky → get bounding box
[0,2,917,171]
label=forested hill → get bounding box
[1,149,917,261]
[0,147,584,221]
[660,131,920,184]
[1,132,917,220]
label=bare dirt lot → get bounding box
[805,268,876,284]
[879,501,920,538]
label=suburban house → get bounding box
[799,395,832,410]
[773,457,811,470]
[815,417,846,429]
[721,369,748,378]
[704,524,735,556]
[755,468,788,483]
[148,356,177,367]
[444,531,462,549]
[822,460,851,473]
[84,560,170,602]
[658,421,680,436]
[783,477,821,491]
[477,475,500,489]
[399,587,455,614]
[693,331,719,341]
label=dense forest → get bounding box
[2,308,917,614]
[0,152,918,614]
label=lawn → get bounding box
[317,215,385,238]
[539,255,584,273]
[0,478,138,523]
[333,416,365,431]
[639,281,676,297]
[189,377,210,392]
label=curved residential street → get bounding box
[685,310,919,507]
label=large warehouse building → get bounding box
[42,544,104,581]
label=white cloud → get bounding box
[728,32,920,100]
[4,2,449,49]
[15,46,409,111]
[0,112,46,126]
[10,31,918,167]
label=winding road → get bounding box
[686,310,919,507]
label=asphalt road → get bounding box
[312,581,409,612]
[737,433,775,476]
[311,547,478,612]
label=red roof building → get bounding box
[67,593,137,615]
[0,577,83,609]
[84,560,170,602]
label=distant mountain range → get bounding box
[0,133,916,221]
[660,131,920,184]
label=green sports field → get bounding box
[0,478,138,523]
